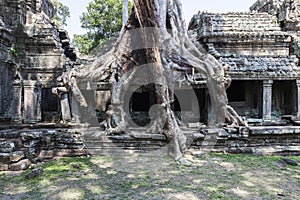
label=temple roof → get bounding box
[220,55,299,72]
[190,12,287,38]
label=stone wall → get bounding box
[0,127,86,171]
[2,126,299,171]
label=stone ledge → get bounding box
[250,126,300,135]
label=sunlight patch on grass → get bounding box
[86,184,104,195]
[52,187,85,200]
[169,191,199,200]
[219,162,236,170]
[240,180,255,187]
[231,187,250,199]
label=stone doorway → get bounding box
[272,80,297,117]
[41,88,59,122]
[227,80,263,118]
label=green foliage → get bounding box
[51,0,70,27]
[73,0,132,54]
[8,47,18,56]
[73,33,95,55]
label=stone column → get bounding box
[12,80,23,123]
[263,80,273,121]
[60,93,72,122]
[0,84,2,115]
[205,89,211,123]
[36,82,42,122]
[23,81,42,123]
[296,80,300,118]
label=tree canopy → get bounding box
[51,0,70,27]
[73,0,132,54]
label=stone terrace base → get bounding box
[1,125,300,171]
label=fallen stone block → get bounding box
[9,159,31,171]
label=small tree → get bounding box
[73,0,132,54]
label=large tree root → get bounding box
[63,0,246,164]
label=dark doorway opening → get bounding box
[41,88,59,122]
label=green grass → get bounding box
[0,154,299,200]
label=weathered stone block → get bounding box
[25,147,40,158]
[56,135,82,144]
[0,141,15,153]
[193,133,205,140]
[0,164,9,171]
[9,159,31,171]
[57,143,84,149]
[218,129,229,138]
[21,131,43,140]
[187,122,202,128]
[0,131,21,139]
[10,151,25,162]
[0,152,11,163]
[38,150,54,159]
[56,149,86,157]
[23,139,40,148]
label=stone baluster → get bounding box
[263,80,273,121]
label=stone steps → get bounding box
[83,131,169,155]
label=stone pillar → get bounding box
[0,84,2,115]
[12,80,23,123]
[205,89,211,123]
[23,81,42,123]
[296,80,300,118]
[263,80,273,121]
[36,82,42,122]
[60,93,72,122]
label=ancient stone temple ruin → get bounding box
[0,0,75,124]
[188,0,300,123]
[1,0,300,171]
[2,0,300,126]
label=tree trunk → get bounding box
[69,0,244,164]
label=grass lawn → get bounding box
[0,152,299,200]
